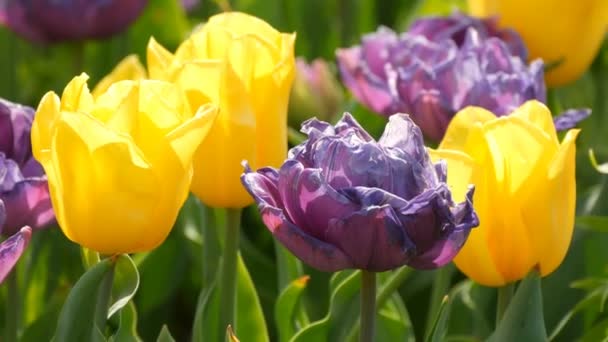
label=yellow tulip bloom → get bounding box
[468,0,608,86]
[431,100,579,286]
[31,74,218,254]
[147,12,296,208]
[92,54,147,97]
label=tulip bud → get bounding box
[288,58,344,127]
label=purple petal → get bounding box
[325,205,415,271]
[2,178,54,236]
[276,160,359,240]
[399,186,478,269]
[0,226,31,284]
[0,98,35,166]
[259,205,353,272]
[553,108,591,131]
[241,162,282,208]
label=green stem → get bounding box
[425,265,454,338]
[202,205,219,288]
[377,266,412,307]
[360,270,376,342]
[94,262,115,333]
[218,208,241,336]
[5,269,19,342]
[496,283,514,325]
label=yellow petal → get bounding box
[31,91,61,164]
[206,12,281,41]
[60,73,94,113]
[429,149,476,203]
[92,55,147,98]
[438,105,496,151]
[147,37,175,80]
[509,100,558,145]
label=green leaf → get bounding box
[109,302,142,342]
[576,215,608,233]
[275,276,310,342]
[290,271,361,342]
[425,296,450,342]
[53,259,112,342]
[108,255,140,319]
[589,149,608,174]
[234,253,270,341]
[192,254,269,342]
[156,326,176,342]
[488,272,547,342]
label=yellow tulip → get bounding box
[31,74,218,254]
[468,0,608,86]
[146,12,296,208]
[92,54,147,97]
[431,100,579,286]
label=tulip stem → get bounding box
[496,282,515,324]
[94,261,115,334]
[219,208,241,337]
[5,269,19,342]
[360,270,376,342]
[425,265,454,339]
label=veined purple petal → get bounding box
[325,205,415,271]
[553,108,591,131]
[0,99,35,166]
[259,205,353,272]
[0,226,31,284]
[2,178,54,236]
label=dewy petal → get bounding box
[0,226,31,284]
[325,205,414,271]
[258,205,353,272]
[2,178,54,236]
[277,160,359,240]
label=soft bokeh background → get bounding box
[1,0,607,341]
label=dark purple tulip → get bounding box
[0,98,54,236]
[0,225,31,284]
[181,0,199,12]
[0,0,148,43]
[241,113,478,272]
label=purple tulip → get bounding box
[337,16,548,141]
[241,113,478,272]
[0,0,148,43]
[181,0,199,12]
[0,98,54,237]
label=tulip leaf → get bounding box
[275,275,310,342]
[290,271,361,342]
[156,325,176,342]
[192,253,269,342]
[424,295,450,342]
[109,302,142,342]
[575,216,608,233]
[234,253,270,341]
[108,254,139,319]
[487,271,547,342]
[53,258,113,342]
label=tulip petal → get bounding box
[31,91,62,164]
[147,37,175,80]
[509,100,558,144]
[0,226,31,284]
[325,205,414,271]
[2,178,54,236]
[260,205,352,272]
[241,163,282,208]
[277,160,359,240]
[92,55,147,97]
[553,108,591,131]
[524,129,579,277]
[438,105,495,151]
[59,74,94,113]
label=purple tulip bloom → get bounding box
[241,113,478,272]
[0,224,31,284]
[0,98,54,237]
[0,0,148,43]
[337,16,548,141]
